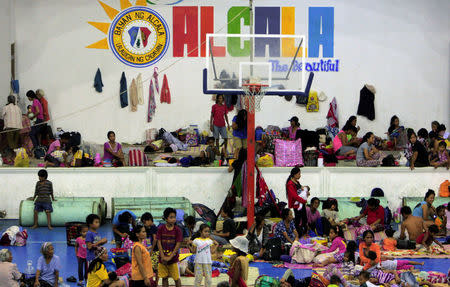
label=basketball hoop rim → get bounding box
[242,83,269,88]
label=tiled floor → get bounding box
[1,220,448,286]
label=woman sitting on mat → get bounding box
[356,132,384,167]
[274,209,299,245]
[304,197,321,233]
[408,130,430,170]
[412,189,437,226]
[352,198,385,232]
[103,131,125,167]
[247,215,269,259]
[333,124,359,157]
[359,230,381,266]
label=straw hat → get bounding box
[230,236,249,254]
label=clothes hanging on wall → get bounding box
[148,79,156,122]
[136,73,144,105]
[357,84,376,120]
[130,79,138,112]
[94,68,103,93]
[160,74,171,104]
[120,72,128,108]
[326,97,339,137]
[153,67,160,94]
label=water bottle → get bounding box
[24,260,35,279]
[317,153,324,167]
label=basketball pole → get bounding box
[246,0,255,230]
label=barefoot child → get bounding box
[75,225,89,286]
[86,214,108,264]
[189,224,219,287]
[416,224,444,250]
[32,169,55,230]
[142,212,159,284]
[434,205,447,236]
[157,208,183,287]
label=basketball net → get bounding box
[242,83,268,112]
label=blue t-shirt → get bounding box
[232,116,247,139]
[145,224,158,245]
[37,255,60,285]
[112,210,137,227]
[86,230,101,261]
[412,201,427,218]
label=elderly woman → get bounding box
[0,249,22,287]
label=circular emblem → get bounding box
[108,6,170,68]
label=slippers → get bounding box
[67,276,77,283]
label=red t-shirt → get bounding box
[211,104,227,127]
[40,97,50,122]
[156,224,183,264]
[363,205,385,225]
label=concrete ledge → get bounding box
[0,167,447,219]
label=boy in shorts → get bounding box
[32,169,55,230]
[157,208,183,287]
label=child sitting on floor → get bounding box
[430,141,450,169]
[328,275,343,287]
[229,236,249,287]
[416,224,445,250]
[435,205,447,236]
[381,229,396,251]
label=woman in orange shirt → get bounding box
[359,230,381,266]
[131,223,154,287]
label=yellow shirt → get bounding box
[87,263,108,287]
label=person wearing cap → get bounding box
[229,236,249,287]
[288,116,300,140]
[87,247,112,287]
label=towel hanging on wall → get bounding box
[160,74,171,104]
[148,79,156,122]
[153,67,160,94]
[94,68,103,93]
[130,79,138,112]
[136,73,144,105]
[119,72,128,108]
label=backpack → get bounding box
[306,90,319,112]
[33,146,47,159]
[384,207,392,226]
[382,154,396,166]
[255,275,280,287]
[263,237,282,261]
[439,180,449,197]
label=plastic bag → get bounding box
[275,138,304,167]
[14,148,29,167]
[257,154,274,167]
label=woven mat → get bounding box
[179,267,259,286]
[381,245,450,259]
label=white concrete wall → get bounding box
[0,166,448,219]
[0,0,11,105]
[5,0,448,143]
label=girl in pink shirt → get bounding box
[75,225,89,285]
[316,226,347,266]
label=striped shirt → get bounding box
[34,180,53,202]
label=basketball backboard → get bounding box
[203,33,313,96]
